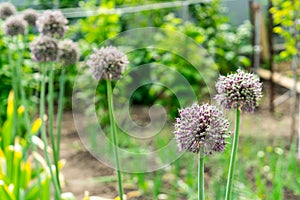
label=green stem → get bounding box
[40,64,61,200]
[225,108,241,200]
[11,35,20,200]
[9,37,18,143]
[106,80,124,200]
[198,153,205,200]
[16,36,43,200]
[23,30,29,50]
[56,67,65,161]
[48,62,61,191]
[15,37,30,157]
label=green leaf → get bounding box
[239,56,251,67]
[0,181,15,200]
[273,27,283,34]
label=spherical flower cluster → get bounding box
[36,10,68,38]
[215,69,263,112]
[3,16,27,37]
[174,103,230,155]
[30,36,58,62]
[58,39,80,66]
[23,8,39,26]
[0,2,16,20]
[87,46,129,80]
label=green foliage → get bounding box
[59,0,81,8]
[0,93,52,200]
[70,0,253,122]
[115,135,299,199]
[0,24,39,123]
[115,0,177,6]
[81,128,299,199]
[190,0,252,73]
[271,0,300,60]
[69,0,120,56]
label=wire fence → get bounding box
[60,0,215,18]
[8,0,238,18]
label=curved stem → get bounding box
[225,108,241,200]
[40,64,61,200]
[198,153,205,200]
[106,80,123,200]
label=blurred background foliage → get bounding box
[68,0,252,121]
[0,0,252,122]
[0,0,299,199]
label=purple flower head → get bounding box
[30,36,58,62]
[174,103,230,155]
[36,10,68,38]
[86,46,129,80]
[58,39,80,66]
[3,16,27,37]
[215,69,263,113]
[0,2,16,20]
[23,8,39,26]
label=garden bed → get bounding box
[59,81,300,199]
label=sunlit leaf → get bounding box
[7,91,14,119]
[30,118,42,135]
[17,106,25,116]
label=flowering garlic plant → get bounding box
[215,69,263,112]
[58,39,80,66]
[36,10,68,38]
[87,46,129,200]
[22,8,39,27]
[87,46,129,80]
[3,16,27,37]
[56,39,80,167]
[174,103,230,200]
[30,35,58,62]
[2,13,28,151]
[175,103,230,155]
[30,33,62,199]
[215,69,263,200]
[31,9,73,198]
[0,2,16,20]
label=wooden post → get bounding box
[268,0,275,113]
[249,0,255,70]
[290,0,300,151]
[297,29,300,158]
[182,2,189,22]
[290,57,298,145]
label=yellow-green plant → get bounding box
[271,0,300,60]
[0,92,53,200]
[0,141,53,200]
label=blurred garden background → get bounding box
[0,0,299,199]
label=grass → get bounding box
[84,111,300,200]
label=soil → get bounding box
[59,113,115,199]
[59,80,300,199]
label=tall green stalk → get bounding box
[225,108,241,200]
[15,35,43,200]
[48,62,61,191]
[198,153,205,200]
[56,67,65,169]
[9,38,18,143]
[15,37,31,156]
[106,80,124,200]
[40,63,61,200]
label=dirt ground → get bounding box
[60,81,299,199]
